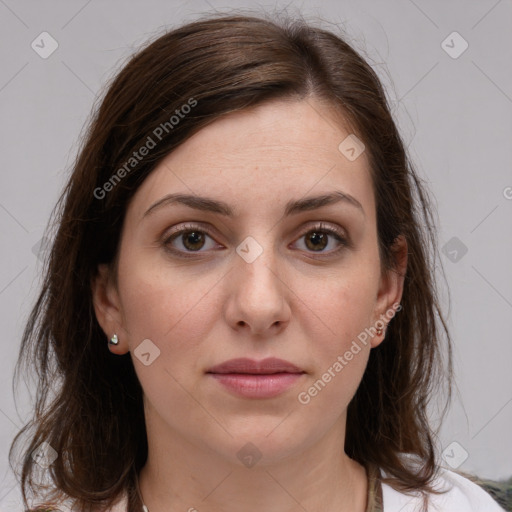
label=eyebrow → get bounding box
[143,190,365,219]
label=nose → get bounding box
[224,238,291,337]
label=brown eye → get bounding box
[179,230,206,251]
[304,231,329,252]
[162,222,349,260]
[294,223,348,255]
[163,224,219,257]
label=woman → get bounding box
[10,11,505,512]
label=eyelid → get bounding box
[163,221,216,239]
[163,221,347,239]
[162,221,350,256]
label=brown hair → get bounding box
[10,10,453,511]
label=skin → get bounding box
[92,97,407,512]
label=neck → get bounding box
[138,408,368,512]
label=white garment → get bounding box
[381,466,506,511]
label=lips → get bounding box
[206,357,304,375]
[206,358,306,398]
[206,357,305,399]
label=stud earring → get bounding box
[109,333,119,346]
[376,328,383,335]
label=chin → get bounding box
[213,426,312,468]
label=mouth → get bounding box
[206,357,304,375]
[206,358,305,398]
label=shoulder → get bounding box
[380,465,506,512]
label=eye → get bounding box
[162,222,349,258]
[292,222,349,256]
[163,223,219,256]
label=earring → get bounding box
[376,328,383,335]
[109,333,119,346]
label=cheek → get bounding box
[295,286,374,418]
[117,255,222,362]
[301,269,378,350]
[294,266,378,402]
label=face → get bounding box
[93,97,406,466]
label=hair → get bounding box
[10,10,454,512]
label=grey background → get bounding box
[1,0,511,508]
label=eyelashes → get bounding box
[162,222,350,259]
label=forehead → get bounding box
[127,98,375,222]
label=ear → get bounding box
[370,234,408,348]
[91,263,129,355]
